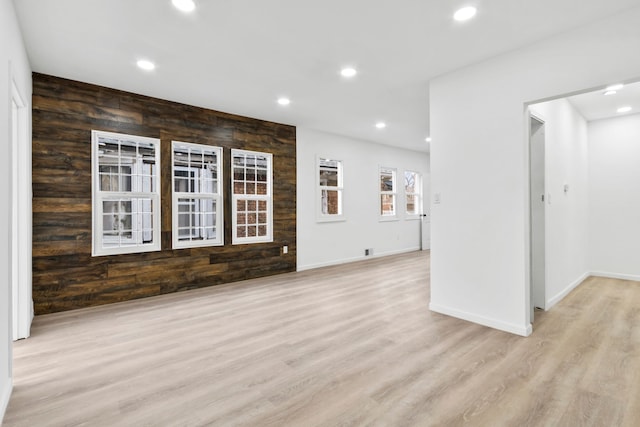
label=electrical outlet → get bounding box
[283,245,288,254]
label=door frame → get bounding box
[10,77,32,340]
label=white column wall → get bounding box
[429,6,640,336]
[588,113,640,280]
[1,0,32,421]
[296,128,430,271]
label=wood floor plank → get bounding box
[4,251,640,426]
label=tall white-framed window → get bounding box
[379,166,397,220]
[232,149,273,244]
[92,130,161,256]
[317,157,344,221]
[404,170,422,219]
[172,141,223,248]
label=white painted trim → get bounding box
[590,271,640,282]
[316,155,344,222]
[171,141,224,249]
[429,303,532,337]
[0,377,12,425]
[546,272,589,310]
[231,149,273,244]
[297,247,420,272]
[91,130,162,256]
[10,77,31,340]
[379,165,398,220]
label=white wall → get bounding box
[1,0,32,420]
[530,99,589,309]
[429,6,640,336]
[297,128,430,271]
[588,113,640,280]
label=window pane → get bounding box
[381,194,395,216]
[247,212,257,226]
[237,212,246,225]
[319,159,339,187]
[380,172,394,192]
[173,143,220,196]
[102,199,134,244]
[405,171,417,193]
[321,190,341,215]
[99,165,119,191]
[406,194,417,215]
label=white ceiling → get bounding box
[567,81,640,122]
[13,0,640,152]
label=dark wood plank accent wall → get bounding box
[32,73,296,314]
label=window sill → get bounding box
[317,215,346,223]
[379,216,399,222]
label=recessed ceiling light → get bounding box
[341,67,357,78]
[426,137,432,142]
[375,122,386,129]
[136,59,155,71]
[604,90,617,96]
[606,84,624,92]
[172,0,195,12]
[277,97,291,106]
[454,6,477,22]
[617,106,632,113]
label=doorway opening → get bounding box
[529,115,546,322]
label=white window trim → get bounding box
[231,149,273,244]
[404,170,422,220]
[171,141,224,249]
[379,166,398,221]
[316,156,345,223]
[92,130,161,256]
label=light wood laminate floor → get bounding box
[4,251,640,426]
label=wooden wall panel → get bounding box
[32,73,296,314]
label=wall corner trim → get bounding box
[546,271,590,310]
[429,303,532,337]
[589,271,640,283]
[297,247,420,272]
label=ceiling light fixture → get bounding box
[454,6,477,22]
[375,122,386,129]
[617,106,632,113]
[426,137,432,142]
[341,67,357,78]
[136,59,155,71]
[277,97,291,106]
[604,90,617,96]
[606,84,624,92]
[172,0,196,13]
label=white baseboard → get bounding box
[546,272,590,310]
[297,246,421,272]
[429,303,532,337]
[1,379,12,425]
[589,271,640,282]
